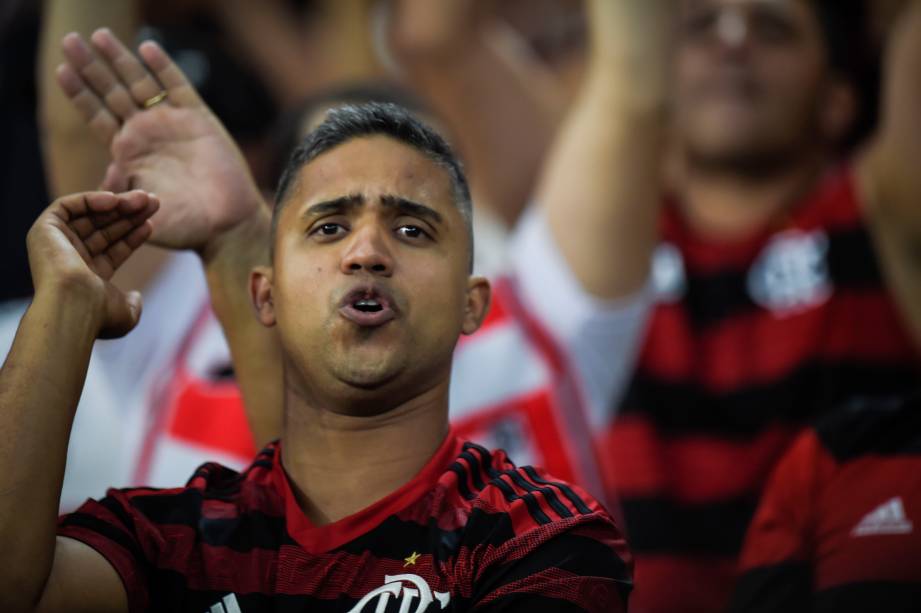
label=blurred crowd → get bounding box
[1,0,920,611]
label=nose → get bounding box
[714,8,752,56]
[339,223,394,276]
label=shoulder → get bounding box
[447,441,633,611]
[814,393,921,462]
[452,440,630,561]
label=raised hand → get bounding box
[55,28,264,254]
[27,190,159,338]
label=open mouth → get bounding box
[339,286,397,327]
[353,298,384,313]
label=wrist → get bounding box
[29,281,106,342]
[200,205,271,268]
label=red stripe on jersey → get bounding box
[600,416,799,502]
[639,290,917,390]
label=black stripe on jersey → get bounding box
[459,449,488,491]
[813,581,921,613]
[621,496,755,556]
[502,469,573,520]
[674,226,883,330]
[60,512,149,566]
[521,466,593,515]
[448,461,475,500]
[620,361,920,439]
[465,443,553,526]
[468,530,632,607]
[815,392,921,461]
[128,490,289,552]
[728,562,812,613]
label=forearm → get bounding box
[394,21,564,227]
[0,290,99,610]
[535,0,671,299]
[38,0,139,195]
[203,209,283,446]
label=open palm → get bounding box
[57,29,265,253]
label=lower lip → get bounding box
[338,305,396,327]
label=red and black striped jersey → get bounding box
[58,432,632,612]
[599,165,921,612]
[730,392,921,613]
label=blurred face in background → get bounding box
[674,0,852,174]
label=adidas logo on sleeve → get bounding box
[851,497,914,537]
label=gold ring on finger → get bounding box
[142,90,169,109]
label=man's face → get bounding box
[256,136,488,414]
[674,0,832,169]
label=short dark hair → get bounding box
[272,102,474,268]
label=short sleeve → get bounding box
[507,208,653,427]
[58,489,160,613]
[728,431,825,613]
[470,512,633,612]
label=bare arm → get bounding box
[388,0,566,227]
[0,191,157,613]
[56,30,283,445]
[38,0,138,195]
[859,0,921,346]
[534,0,671,300]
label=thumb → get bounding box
[101,162,130,193]
[99,287,143,339]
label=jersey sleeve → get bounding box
[728,430,827,613]
[507,207,653,428]
[469,507,633,612]
[57,488,164,613]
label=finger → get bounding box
[56,191,119,223]
[61,32,137,124]
[55,63,119,144]
[90,28,165,110]
[61,33,133,113]
[101,162,131,194]
[92,222,153,277]
[83,209,153,256]
[138,40,204,108]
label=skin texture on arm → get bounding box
[0,191,158,613]
[388,0,567,227]
[56,30,283,446]
[858,0,921,347]
[38,0,171,295]
[535,0,672,300]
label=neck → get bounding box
[279,378,450,526]
[676,150,828,240]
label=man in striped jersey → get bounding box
[0,102,633,612]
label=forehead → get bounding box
[288,135,457,212]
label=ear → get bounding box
[250,266,276,327]
[820,77,858,145]
[462,276,491,336]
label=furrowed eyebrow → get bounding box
[301,193,364,220]
[380,195,444,226]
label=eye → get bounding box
[396,224,429,240]
[310,222,346,238]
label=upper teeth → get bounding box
[356,299,380,307]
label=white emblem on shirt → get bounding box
[747,229,832,316]
[347,573,451,613]
[207,593,242,613]
[652,243,686,302]
[852,496,914,537]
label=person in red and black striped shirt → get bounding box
[0,101,632,611]
[595,2,921,610]
[730,391,921,612]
